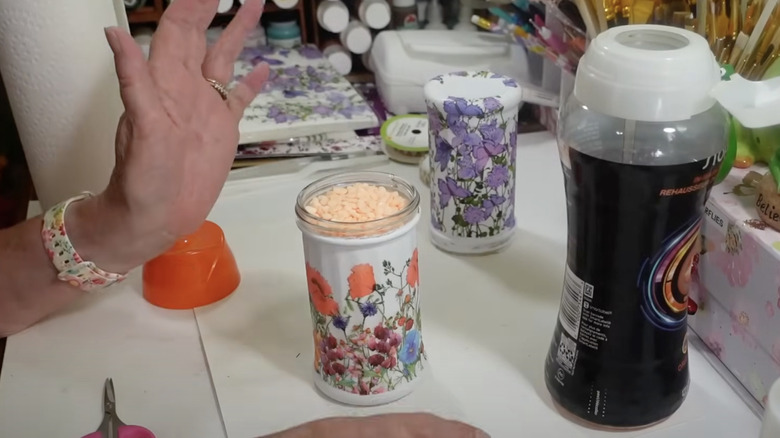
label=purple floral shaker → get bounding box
[423,71,523,254]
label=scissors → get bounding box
[81,378,156,438]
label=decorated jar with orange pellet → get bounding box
[294,171,426,406]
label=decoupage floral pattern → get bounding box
[232,45,378,143]
[428,71,518,238]
[306,249,425,395]
[688,165,780,408]
[729,300,758,349]
[711,223,760,288]
[235,134,382,159]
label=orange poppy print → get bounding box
[306,263,339,315]
[348,264,376,299]
[406,248,419,288]
[308,254,427,396]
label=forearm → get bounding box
[0,195,172,337]
[0,216,84,337]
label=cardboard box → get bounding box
[690,164,780,408]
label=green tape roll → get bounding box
[380,114,429,164]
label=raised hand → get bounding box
[82,0,269,272]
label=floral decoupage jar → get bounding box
[294,171,426,406]
[423,71,523,255]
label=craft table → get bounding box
[0,132,764,437]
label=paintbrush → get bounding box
[729,0,763,65]
[746,23,780,78]
[735,0,778,73]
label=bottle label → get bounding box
[545,146,723,427]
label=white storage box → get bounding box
[370,30,531,115]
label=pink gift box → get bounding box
[690,164,780,409]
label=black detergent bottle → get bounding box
[544,24,729,428]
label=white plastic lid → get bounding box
[272,0,299,9]
[323,44,353,75]
[424,71,523,114]
[574,24,721,122]
[268,20,297,28]
[340,21,373,54]
[359,0,391,29]
[317,1,349,34]
[710,74,780,129]
[392,0,415,6]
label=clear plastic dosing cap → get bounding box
[574,25,722,123]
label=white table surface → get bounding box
[0,132,763,438]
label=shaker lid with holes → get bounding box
[423,71,524,115]
[574,24,721,123]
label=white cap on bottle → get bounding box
[272,0,299,9]
[323,44,353,75]
[317,0,350,33]
[340,20,373,54]
[359,0,391,29]
[574,24,721,122]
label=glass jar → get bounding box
[423,70,523,255]
[295,171,426,406]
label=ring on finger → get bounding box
[205,78,229,100]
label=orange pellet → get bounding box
[305,183,409,222]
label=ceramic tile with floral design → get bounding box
[232,45,379,144]
[689,164,780,409]
[235,133,383,159]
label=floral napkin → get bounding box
[236,132,383,159]
[232,44,379,144]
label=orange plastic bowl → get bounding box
[142,221,240,310]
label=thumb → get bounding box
[104,26,159,119]
[375,413,490,437]
[227,61,270,121]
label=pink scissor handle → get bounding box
[81,425,156,438]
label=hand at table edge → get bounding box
[259,413,490,438]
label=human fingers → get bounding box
[104,27,160,121]
[226,62,270,121]
[202,0,265,84]
[150,0,219,70]
[159,0,219,35]
[363,413,490,438]
[264,413,489,438]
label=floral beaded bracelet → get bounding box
[41,192,126,292]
